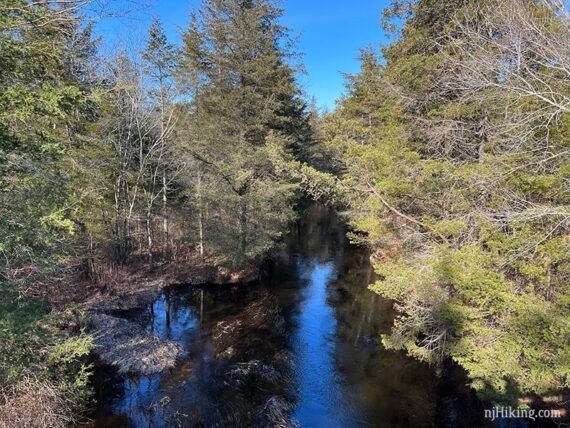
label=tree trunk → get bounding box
[198,207,205,261]
[238,199,247,259]
[122,216,130,265]
[146,209,153,271]
[197,171,204,261]
[162,170,169,252]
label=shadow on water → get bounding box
[91,205,528,428]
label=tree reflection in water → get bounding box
[92,205,487,428]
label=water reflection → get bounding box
[93,205,489,427]
[146,289,200,343]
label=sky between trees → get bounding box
[93,0,392,110]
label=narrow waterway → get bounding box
[92,205,488,427]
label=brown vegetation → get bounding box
[0,376,72,428]
[83,314,181,376]
[211,295,285,358]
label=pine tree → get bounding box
[0,0,100,275]
[0,2,100,424]
[325,0,570,406]
[176,0,310,267]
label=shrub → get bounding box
[0,281,94,427]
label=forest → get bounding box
[0,0,568,427]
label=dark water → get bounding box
[92,205,491,428]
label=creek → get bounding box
[92,205,495,427]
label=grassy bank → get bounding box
[0,281,94,428]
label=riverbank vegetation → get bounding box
[0,0,321,425]
[325,0,569,407]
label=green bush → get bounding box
[0,281,95,424]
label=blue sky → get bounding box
[95,0,391,110]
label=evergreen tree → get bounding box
[176,0,310,267]
[325,0,570,406]
[0,2,100,425]
[0,0,100,275]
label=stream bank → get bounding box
[78,251,261,378]
[84,205,498,427]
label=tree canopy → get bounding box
[325,0,570,405]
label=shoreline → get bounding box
[51,248,262,378]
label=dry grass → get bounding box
[84,314,182,375]
[0,376,71,428]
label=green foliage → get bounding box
[0,0,100,273]
[428,219,467,238]
[371,248,570,405]
[48,334,95,413]
[176,0,315,268]
[327,0,570,406]
[0,281,95,413]
[0,2,101,423]
[0,282,51,384]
